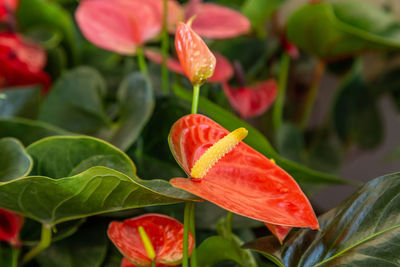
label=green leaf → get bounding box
[172,85,348,185]
[26,136,136,178]
[39,68,154,150]
[36,222,108,267]
[0,244,12,267]
[287,1,400,60]
[333,67,383,149]
[245,171,400,266]
[17,0,76,64]
[0,117,70,146]
[0,138,32,182]
[39,67,110,136]
[0,166,197,225]
[101,73,154,150]
[0,87,40,119]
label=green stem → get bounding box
[191,84,201,114]
[23,224,52,264]
[136,46,148,75]
[11,247,20,267]
[151,261,156,267]
[189,203,197,267]
[226,212,233,240]
[298,61,325,130]
[161,0,169,93]
[273,53,290,131]
[182,202,193,267]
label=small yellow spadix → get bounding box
[190,127,248,179]
[270,158,276,164]
[138,226,156,260]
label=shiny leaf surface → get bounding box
[0,87,40,119]
[0,138,32,182]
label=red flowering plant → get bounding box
[0,208,24,248]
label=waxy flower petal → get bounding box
[0,0,18,22]
[175,20,216,85]
[169,114,319,229]
[222,80,278,118]
[145,49,232,83]
[185,1,250,39]
[0,208,24,247]
[108,214,194,267]
[121,258,174,267]
[0,33,50,90]
[76,0,161,54]
[265,223,291,243]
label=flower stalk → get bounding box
[22,224,52,264]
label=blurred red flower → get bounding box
[108,214,194,267]
[169,115,319,242]
[0,208,24,247]
[0,32,51,91]
[0,0,18,22]
[145,49,233,83]
[222,80,278,118]
[76,0,182,55]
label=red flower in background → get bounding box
[145,49,233,83]
[0,208,24,247]
[175,19,216,85]
[222,80,278,118]
[185,0,250,39]
[169,115,319,242]
[121,258,174,267]
[76,0,182,55]
[0,32,51,91]
[108,214,194,267]
[0,0,18,22]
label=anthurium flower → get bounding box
[0,0,18,22]
[168,114,319,241]
[76,0,182,55]
[0,208,24,247]
[108,214,194,267]
[0,32,50,90]
[185,0,250,39]
[145,49,233,83]
[222,80,278,118]
[121,258,175,267]
[175,19,216,85]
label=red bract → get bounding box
[76,0,169,54]
[145,49,233,83]
[222,80,278,118]
[175,20,216,85]
[264,223,291,243]
[108,214,194,267]
[0,0,18,22]
[169,115,319,235]
[121,258,174,267]
[0,32,50,90]
[185,0,250,39]
[0,208,24,247]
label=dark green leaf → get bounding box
[0,166,197,225]
[27,136,136,178]
[245,171,400,266]
[0,87,40,119]
[287,1,400,60]
[0,138,32,182]
[173,85,348,185]
[0,117,70,146]
[0,244,12,267]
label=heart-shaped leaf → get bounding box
[39,68,154,150]
[287,1,400,60]
[0,86,40,119]
[169,114,319,229]
[244,171,400,266]
[0,138,32,182]
[0,117,70,146]
[172,84,348,185]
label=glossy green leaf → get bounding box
[172,85,348,185]
[26,136,136,178]
[0,138,32,182]
[39,68,154,150]
[333,67,383,149]
[36,222,108,267]
[0,166,197,225]
[245,171,400,266]
[0,117,70,146]
[287,1,400,60]
[0,87,40,119]
[0,244,12,267]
